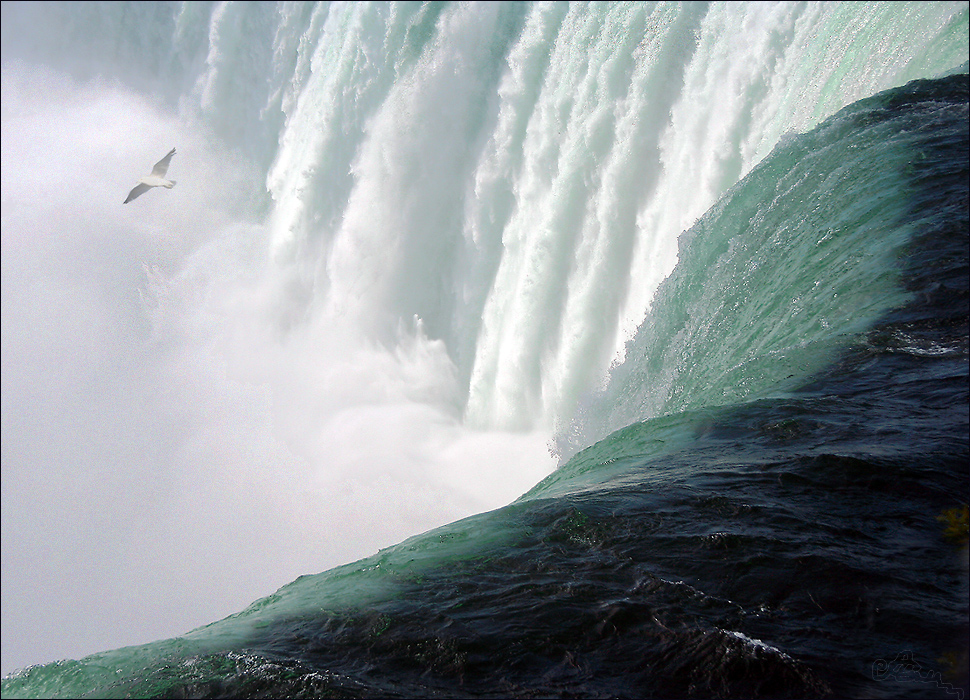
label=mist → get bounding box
[0,61,554,675]
[4,0,966,679]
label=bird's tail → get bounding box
[165,180,177,189]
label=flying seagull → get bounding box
[124,148,177,204]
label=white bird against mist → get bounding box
[124,148,177,204]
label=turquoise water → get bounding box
[1,2,967,697]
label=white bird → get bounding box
[124,148,177,204]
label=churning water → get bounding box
[1,2,967,697]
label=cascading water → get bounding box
[1,2,967,695]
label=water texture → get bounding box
[1,2,967,697]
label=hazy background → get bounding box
[1,53,553,678]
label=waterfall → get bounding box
[1,0,966,675]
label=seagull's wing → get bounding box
[124,183,152,204]
[150,148,177,177]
